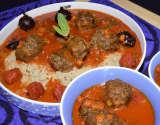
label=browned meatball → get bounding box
[110,33,120,51]
[101,18,120,29]
[27,82,44,99]
[67,35,89,67]
[80,99,127,125]
[120,53,136,69]
[4,68,22,84]
[49,48,74,72]
[77,11,98,30]
[80,99,106,117]
[101,79,132,107]
[89,29,119,51]
[15,34,46,62]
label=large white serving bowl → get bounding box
[0,2,146,116]
[60,67,160,125]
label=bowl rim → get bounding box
[0,2,146,107]
[60,66,160,125]
[148,51,160,82]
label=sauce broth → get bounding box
[72,82,155,125]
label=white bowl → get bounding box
[0,2,146,116]
[148,51,160,83]
[60,67,160,125]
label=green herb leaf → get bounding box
[53,13,69,36]
[53,25,64,36]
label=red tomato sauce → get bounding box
[154,64,160,87]
[72,84,155,125]
[0,9,142,102]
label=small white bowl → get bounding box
[60,67,160,125]
[0,2,146,116]
[148,51,160,83]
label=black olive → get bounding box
[117,31,136,47]
[18,11,35,32]
[6,38,24,50]
[55,7,72,23]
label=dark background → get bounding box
[0,0,160,15]
[130,0,160,15]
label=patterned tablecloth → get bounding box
[0,0,160,124]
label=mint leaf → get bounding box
[53,13,69,36]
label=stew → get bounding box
[0,8,142,102]
[154,64,160,87]
[72,79,155,125]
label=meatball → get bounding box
[53,84,67,101]
[80,99,127,125]
[80,99,105,117]
[49,48,74,72]
[110,33,120,51]
[67,35,89,67]
[101,79,132,107]
[90,29,110,51]
[89,29,119,51]
[27,82,44,99]
[4,68,22,84]
[120,53,136,69]
[77,11,98,30]
[101,18,120,29]
[15,34,46,62]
